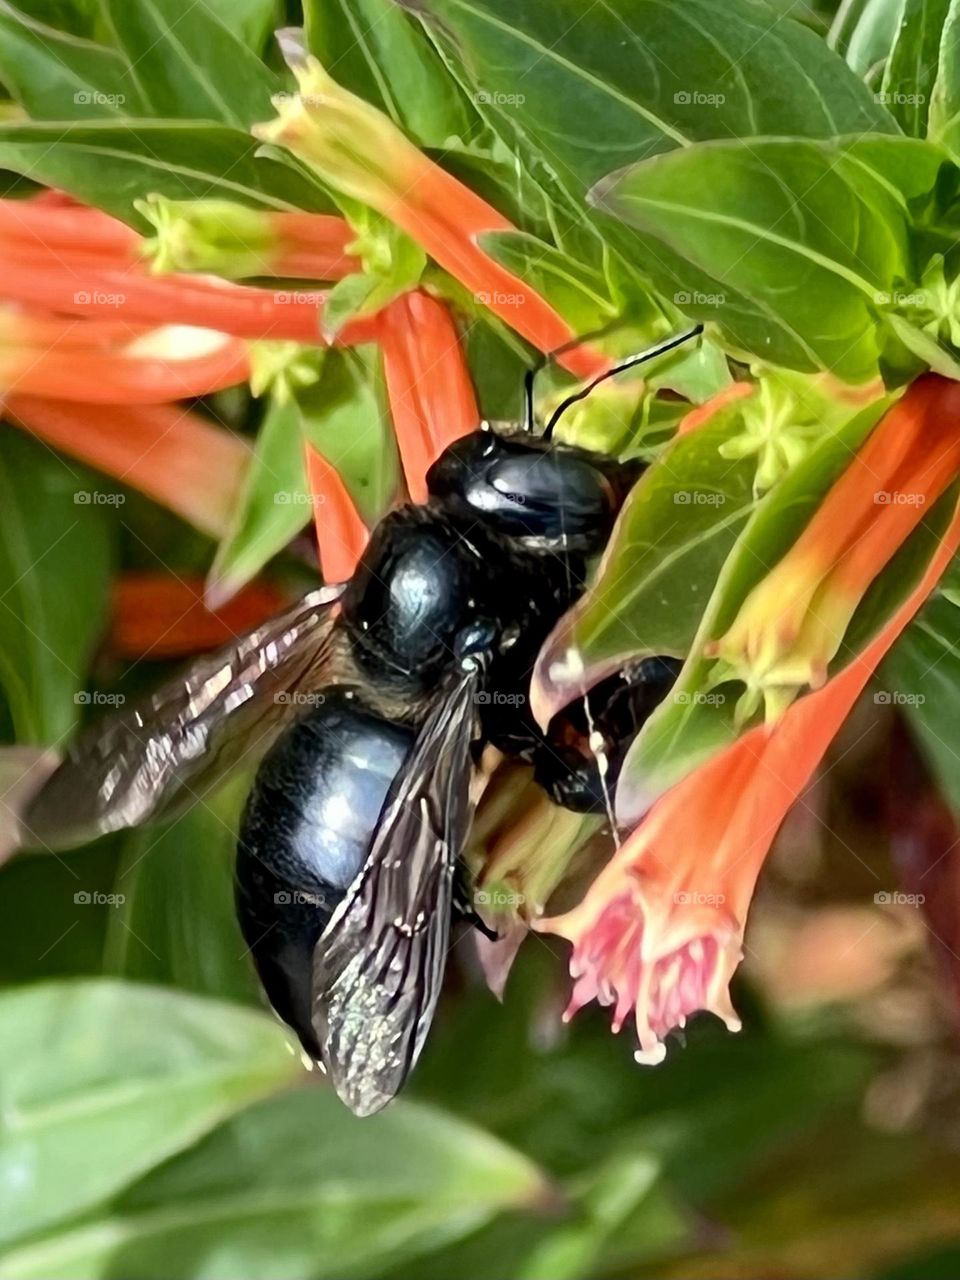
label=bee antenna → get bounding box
[542,325,704,441]
[522,324,620,435]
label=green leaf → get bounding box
[99,0,278,126]
[207,397,313,605]
[413,0,896,205]
[531,408,759,728]
[202,0,277,55]
[101,781,259,1004]
[0,1088,550,1280]
[305,0,475,147]
[0,121,331,227]
[829,0,906,79]
[929,0,960,155]
[297,347,399,525]
[880,0,951,135]
[0,432,113,744]
[594,134,950,381]
[0,2,145,120]
[0,980,298,1247]
[479,229,624,334]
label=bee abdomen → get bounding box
[235,687,415,1056]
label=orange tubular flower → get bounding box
[304,445,370,584]
[378,290,480,503]
[8,396,250,539]
[110,574,287,659]
[0,260,378,346]
[253,57,609,381]
[709,375,960,721]
[538,374,960,1063]
[0,316,250,404]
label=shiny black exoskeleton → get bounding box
[235,426,680,1071]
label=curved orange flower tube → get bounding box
[378,290,479,503]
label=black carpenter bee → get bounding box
[9,326,700,1115]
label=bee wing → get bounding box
[311,664,480,1117]
[19,586,343,852]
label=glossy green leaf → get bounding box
[594,135,950,380]
[297,347,399,525]
[99,0,278,126]
[532,408,759,728]
[305,0,475,147]
[880,0,951,135]
[0,2,143,119]
[207,397,313,605]
[0,432,113,744]
[0,980,299,1247]
[0,121,331,228]
[101,780,259,1004]
[413,0,896,206]
[0,1087,550,1280]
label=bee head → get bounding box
[426,427,640,552]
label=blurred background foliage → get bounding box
[3,0,960,1278]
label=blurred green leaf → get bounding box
[101,781,258,1004]
[207,397,313,605]
[0,121,331,228]
[594,135,950,381]
[829,0,906,78]
[0,1087,551,1280]
[0,979,299,1247]
[0,432,113,744]
[99,0,278,126]
[929,0,960,156]
[881,562,960,812]
[880,0,951,135]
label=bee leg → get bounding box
[533,656,683,815]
